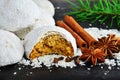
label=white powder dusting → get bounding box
[117,67,120,70]
[19,58,31,66]
[103,23,105,25]
[101,66,103,69]
[114,53,120,66]
[13,72,17,75]
[56,6,60,9]
[49,69,52,72]
[90,65,94,67]
[104,59,116,66]
[89,24,92,26]
[20,54,77,68]
[106,26,109,28]
[54,60,76,68]
[19,28,120,69]
[103,53,120,70]
[18,67,22,70]
[30,72,33,74]
[104,71,109,75]
[26,73,29,76]
[87,68,91,71]
[79,61,85,66]
[108,66,112,70]
[99,20,101,22]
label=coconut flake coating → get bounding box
[0,30,24,67]
[24,26,77,59]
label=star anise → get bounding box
[117,42,120,51]
[95,34,119,58]
[114,36,120,51]
[80,47,106,66]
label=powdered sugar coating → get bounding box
[33,0,55,16]
[32,15,55,29]
[24,26,77,59]
[0,0,43,31]
[0,30,24,67]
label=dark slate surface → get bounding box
[0,0,120,80]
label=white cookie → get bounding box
[33,0,55,16]
[0,0,41,31]
[24,26,77,59]
[0,30,24,67]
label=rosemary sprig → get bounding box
[66,0,120,29]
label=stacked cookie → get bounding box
[0,0,77,67]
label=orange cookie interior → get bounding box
[29,31,74,60]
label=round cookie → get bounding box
[24,26,77,59]
[0,30,24,67]
[33,0,55,16]
[0,0,42,31]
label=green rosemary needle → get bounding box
[66,0,120,29]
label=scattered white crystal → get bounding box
[101,66,103,69]
[18,67,22,70]
[19,27,120,68]
[89,24,92,26]
[108,66,112,70]
[87,68,91,71]
[117,67,120,70]
[103,23,105,25]
[104,59,116,66]
[104,71,109,75]
[30,72,33,74]
[13,72,17,75]
[19,58,30,66]
[104,72,107,75]
[56,6,60,9]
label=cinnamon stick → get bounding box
[64,15,97,46]
[57,20,87,48]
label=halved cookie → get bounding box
[24,26,77,60]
